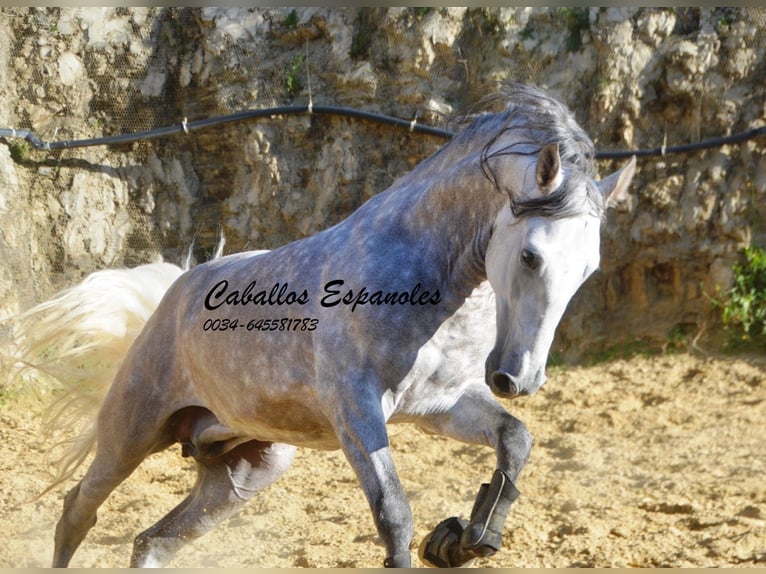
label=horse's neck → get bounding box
[402,169,504,302]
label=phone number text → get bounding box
[202,318,318,332]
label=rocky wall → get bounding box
[0,7,764,359]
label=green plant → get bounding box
[547,349,564,367]
[721,246,766,341]
[557,7,590,52]
[8,139,31,163]
[664,322,697,352]
[284,9,299,29]
[349,8,375,61]
[0,382,21,407]
[520,23,534,41]
[284,53,304,98]
[717,13,734,28]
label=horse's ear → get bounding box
[598,156,637,207]
[535,143,562,195]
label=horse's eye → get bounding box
[520,248,539,269]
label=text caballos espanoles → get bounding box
[204,279,441,313]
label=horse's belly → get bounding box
[224,398,340,450]
[183,345,340,448]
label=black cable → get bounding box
[0,105,454,151]
[1,104,764,159]
[594,125,766,159]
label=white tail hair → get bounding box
[11,262,185,495]
[8,233,233,495]
[9,234,254,496]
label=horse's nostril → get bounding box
[490,371,518,397]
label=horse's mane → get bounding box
[462,83,603,220]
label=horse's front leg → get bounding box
[332,391,413,568]
[416,385,532,567]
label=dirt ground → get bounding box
[1,351,764,568]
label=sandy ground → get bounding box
[1,351,764,568]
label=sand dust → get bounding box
[1,352,764,568]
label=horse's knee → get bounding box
[497,416,533,478]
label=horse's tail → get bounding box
[10,261,186,495]
[10,237,231,496]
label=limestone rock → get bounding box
[0,7,764,359]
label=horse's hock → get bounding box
[1,7,766,360]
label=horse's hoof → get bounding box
[418,517,474,568]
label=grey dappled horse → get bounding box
[50,84,635,568]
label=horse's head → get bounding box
[484,143,635,398]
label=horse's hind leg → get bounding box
[53,437,155,567]
[131,440,296,567]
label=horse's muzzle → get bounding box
[488,371,528,398]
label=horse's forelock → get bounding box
[465,84,602,219]
[510,173,604,220]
